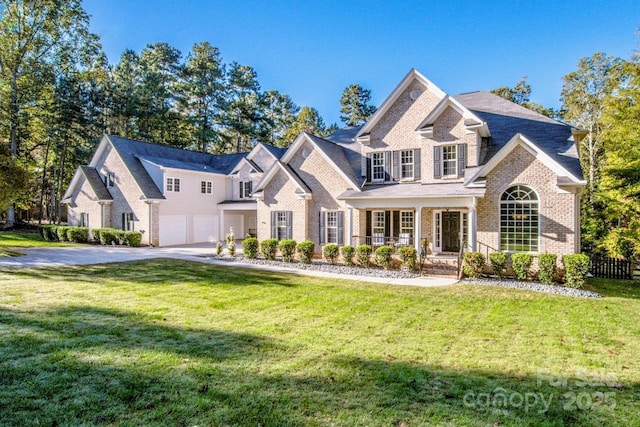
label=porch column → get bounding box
[218,207,225,242]
[469,197,477,251]
[414,207,422,252]
[347,207,353,246]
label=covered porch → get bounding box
[217,200,257,241]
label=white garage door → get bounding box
[194,215,217,243]
[159,215,187,246]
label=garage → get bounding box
[159,215,187,246]
[194,215,217,243]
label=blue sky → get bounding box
[83,0,639,125]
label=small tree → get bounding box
[226,227,236,256]
[463,252,486,278]
[538,253,557,285]
[356,244,372,268]
[511,253,534,280]
[323,244,339,264]
[489,252,508,278]
[279,239,297,262]
[216,241,223,255]
[375,245,394,270]
[296,240,315,264]
[243,237,259,258]
[261,238,278,260]
[340,245,355,266]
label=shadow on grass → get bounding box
[0,305,636,426]
[1,259,299,288]
[584,278,640,300]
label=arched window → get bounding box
[500,185,539,252]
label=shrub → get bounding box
[463,252,486,278]
[511,253,534,280]
[90,228,102,243]
[39,225,58,241]
[398,245,417,271]
[242,237,259,258]
[279,239,297,262]
[123,231,142,247]
[216,241,223,255]
[323,244,339,264]
[261,238,278,260]
[340,245,355,266]
[489,252,508,278]
[562,254,590,289]
[296,240,315,264]
[67,227,89,243]
[228,241,236,256]
[356,244,372,268]
[375,245,394,270]
[99,228,120,245]
[538,253,557,285]
[56,225,71,242]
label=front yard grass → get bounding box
[0,259,638,426]
[0,231,78,248]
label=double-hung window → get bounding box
[326,211,338,244]
[122,212,134,231]
[166,177,180,192]
[277,212,288,239]
[105,172,115,187]
[271,211,292,240]
[442,145,457,177]
[372,152,385,182]
[201,181,212,194]
[79,213,89,227]
[400,211,414,245]
[239,181,252,198]
[400,150,414,179]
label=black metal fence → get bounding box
[589,255,634,280]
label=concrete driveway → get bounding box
[0,243,459,287]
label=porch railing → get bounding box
[354,235,414,249]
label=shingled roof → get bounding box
[453,91,583,180]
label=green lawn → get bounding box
[0,231,77,248]
[0,260,638,426]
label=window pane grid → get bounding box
[442,146,457,176]
[372,153,384,181]
[500,185,539,252]
[401,150,413,179]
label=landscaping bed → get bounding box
[462,277,603,298]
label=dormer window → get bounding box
[372,153,385,182]
[239,181,252,198]
[433,144,467,179]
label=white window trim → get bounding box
[432,209,468,254]
[325,210,339,244]
[400,150,414,180]
[372,152,385,182]
[499,185,540,253]
[201,181,212,194]
[166,177,180,193]
[276,211,288,240]
[441,145,457,178]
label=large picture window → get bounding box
[500,185,539,252]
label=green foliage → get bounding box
[356,244,372,268]
[280,106,326,145]
[56,226,71,242]
[227,242,236,256]
[39,225,58,241]
[489,252,508,278]
[562,254,591,288]
[340,245,355,266]
[374,245,394,270]
[322,244,339,265]
[601,228,639,259]
[463,252,486,278]
[339,84,376,126]
[95,228,120,245]
[279,239,297,262]
[216,241,223,255]
[537,253,557,285]
[260,239,278,260]
[242,237,259,259]
[511,253,534,280]
[397,246,417,271]
[491,76,556,118]
[123,231,142,247]
[67,227,89,244]
[296,240,315,264]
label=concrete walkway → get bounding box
[0,244,459,287]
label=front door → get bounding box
[442,212,460,252]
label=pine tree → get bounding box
[339,84,376,126]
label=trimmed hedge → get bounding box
[93,228,121,245]
[356,244,372,268]
[375,245,394,270]
[67,227,89,243]
[463,252,485,278]
[340,245,355,266]
[538,253,557,285]
[511,253,533,280]
[296,240,315,264]
[260,239,278,260]
[489,252,507,278]
[56,226,71,242]
[279,239,297,262]
[562,254,590,288]
[323,244,339,265]
[123,231,142,247]
[398,246,417,271]
[242,237,259,258]
[38,225,58,241]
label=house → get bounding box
[62,135,284,246]
[65,68,585,259]
[254,69,585,256]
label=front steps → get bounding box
[421,255,460,277]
